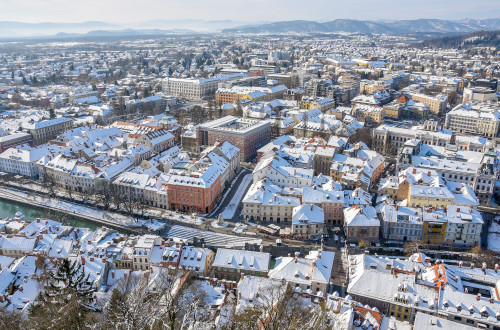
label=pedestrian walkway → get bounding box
[164,224,262,247]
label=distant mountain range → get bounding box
[2,18,500,40]
[0,20,255,38]
[416,29,500,49]
[222,18,500,34]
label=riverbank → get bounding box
[0,187,141,233]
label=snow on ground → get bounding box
[221,174,252,220]
[166,224,262,247]
[206,169,247,217]
[163,212,204,226]
[233,223,248,233]
[487,221,500,252]
[0,187,135,227]
[211,220,228,228]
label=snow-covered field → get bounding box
[488,221,500,252]
[221,174,252,220]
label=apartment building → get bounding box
[291,204,325,237]
[373,123,487,155]
[302,187,344,226]
[22,117,74,145]
[313,146,337,175]
[344,205,380,243]
[242,179,301,224]
[212,248,270,281]
[0,132,33,153]
[408,93,447,115]
[268,250,334,295]
[352,104,384,124]
[444,205,483,247]
[463,87,497,102]
[196,116,270,162]
[165,163,222,213]
[0,146,51,179]
[162,74,245,100]
[379,205,423,242]
[445,103,500,138]
[397,139,497,205]
[300,97,336,112]
[135,128,175,153]
[132,235,161,271]
[215,85,287,105]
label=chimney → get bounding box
[259,245,263,252]
[36,218,40,223]
[90,257,94,262]
[490,298,494,304]
[482,263,487,274]
[310,204,313,211]
[111,271,115,279]
[470,263,474,269]
[476,293,481,301]
[18,286,23,292]
[395,205,399,211]
[295,256,298,263]
[427,171,431,176]
[413,168,417,174]
[457,208,460,212]
[150,267,154,273]
[495,264,499,273]
[81,256,85,265]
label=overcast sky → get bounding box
[1,0,499,23]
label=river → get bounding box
[0,198,99,230]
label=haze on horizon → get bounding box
[1,0,500,24]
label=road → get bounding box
[208,168,253,221]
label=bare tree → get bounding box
[103,269,203,330]
[0,306,23,330]
[234,282,316,330]
[94,183,112,210]
[42,172,57,198]
[349,127,373,149]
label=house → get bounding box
[291,204,325,238]
[212,248,270,282]
[268,250,334,295]
[344,205,380,244]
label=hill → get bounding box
[416,30,500,50]
[222,18,500,34]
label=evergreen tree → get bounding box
[28,259,94,329]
